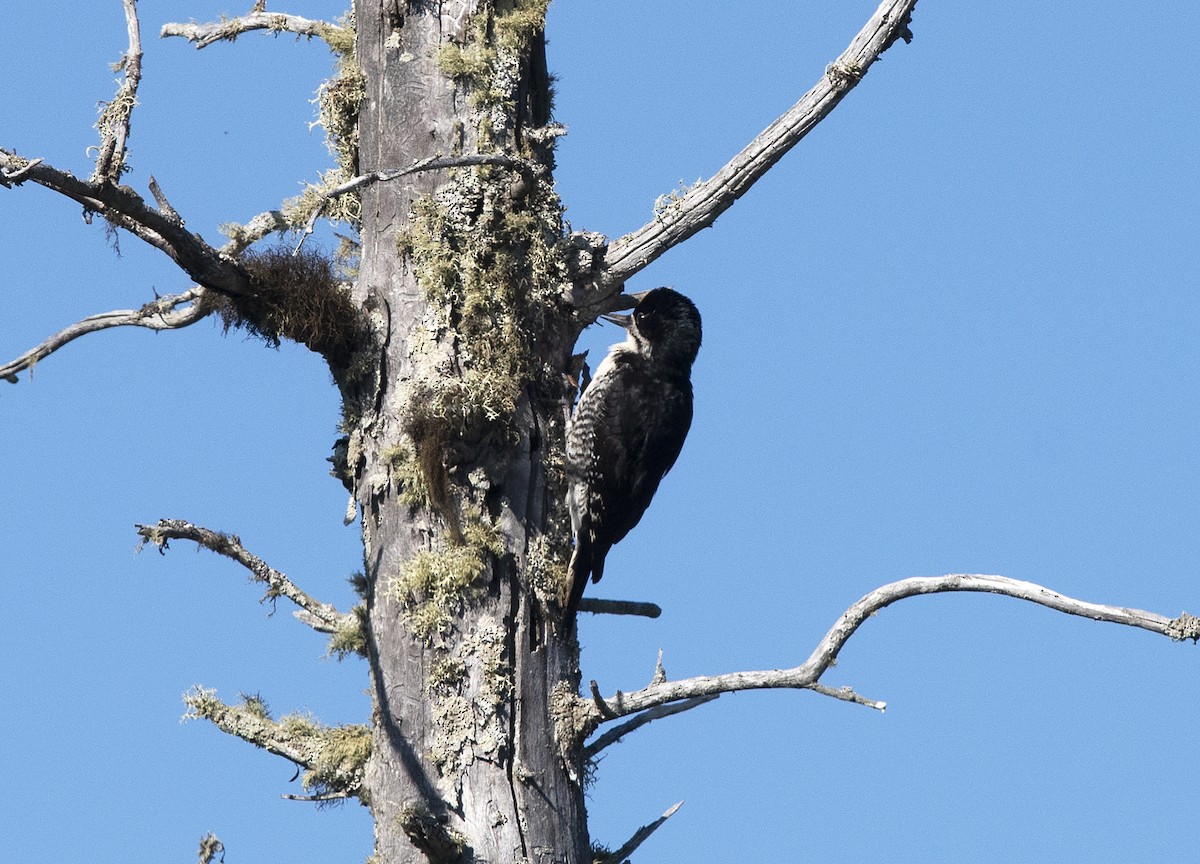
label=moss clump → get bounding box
[388,511,504,642]
[381,441,431,509]
[200,245,363,370]
[328,604,368,659]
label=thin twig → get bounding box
[281,790,354,802]
[584,696,719,758]
[1,287,207,384]
[577,573,1197,735]
[135,518,348,634]
[598,801,683,864]
[162,10,346,50]
[594,0,919,297]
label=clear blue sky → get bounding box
[3,2,1198,862]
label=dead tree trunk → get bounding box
[346,3,587,862]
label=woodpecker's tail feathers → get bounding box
[565,532,609,618]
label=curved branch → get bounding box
[2,288,207,384]
[92,0,143,184]
[0,151,252,296]
[135,518,349,635]
[162,10,346,50]
[596,0,918,294]
[579,574,1199,734]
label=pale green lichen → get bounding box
[277,713,372,795]
[315,14,363,181]
[426,615,513,776]
[328,604,369,659]
[184,688,369,798]
[400,173,568,465]
[388,511,505,642]
[653,177,703,218]
[435,0,553,143]
[524,532,569,609]
[381,441,431,509]
[282,168,362,230]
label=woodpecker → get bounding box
[566,287,702,615]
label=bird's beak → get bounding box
[599,291,649,329]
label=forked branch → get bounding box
[136,518,349,635]
[579,574,1199,735]
[594,0,919,294]
[1,287,208,384]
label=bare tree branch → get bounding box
[594,0,919,295]
[579,573,1199,734]
[0,4,256,297]
[584,696,719,759]
[135,518,350,635]
[577,598,662,618]
[1,287,208,384]
[281,790,354,802]
[162,9,347,50]
[0,157,42,186]
[597,801,683,864]
[0,151,252,296]
[91,0,143,184]
[184,688,368,798]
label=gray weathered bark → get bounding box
[347,3,587,861]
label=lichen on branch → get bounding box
[184,688,370,799]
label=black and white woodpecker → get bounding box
[566,287,702,615]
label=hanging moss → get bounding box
[199,245,364,371]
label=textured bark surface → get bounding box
[348,3,586,861]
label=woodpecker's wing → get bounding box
[566,352,693,598]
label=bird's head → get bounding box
[604,287,702,371]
